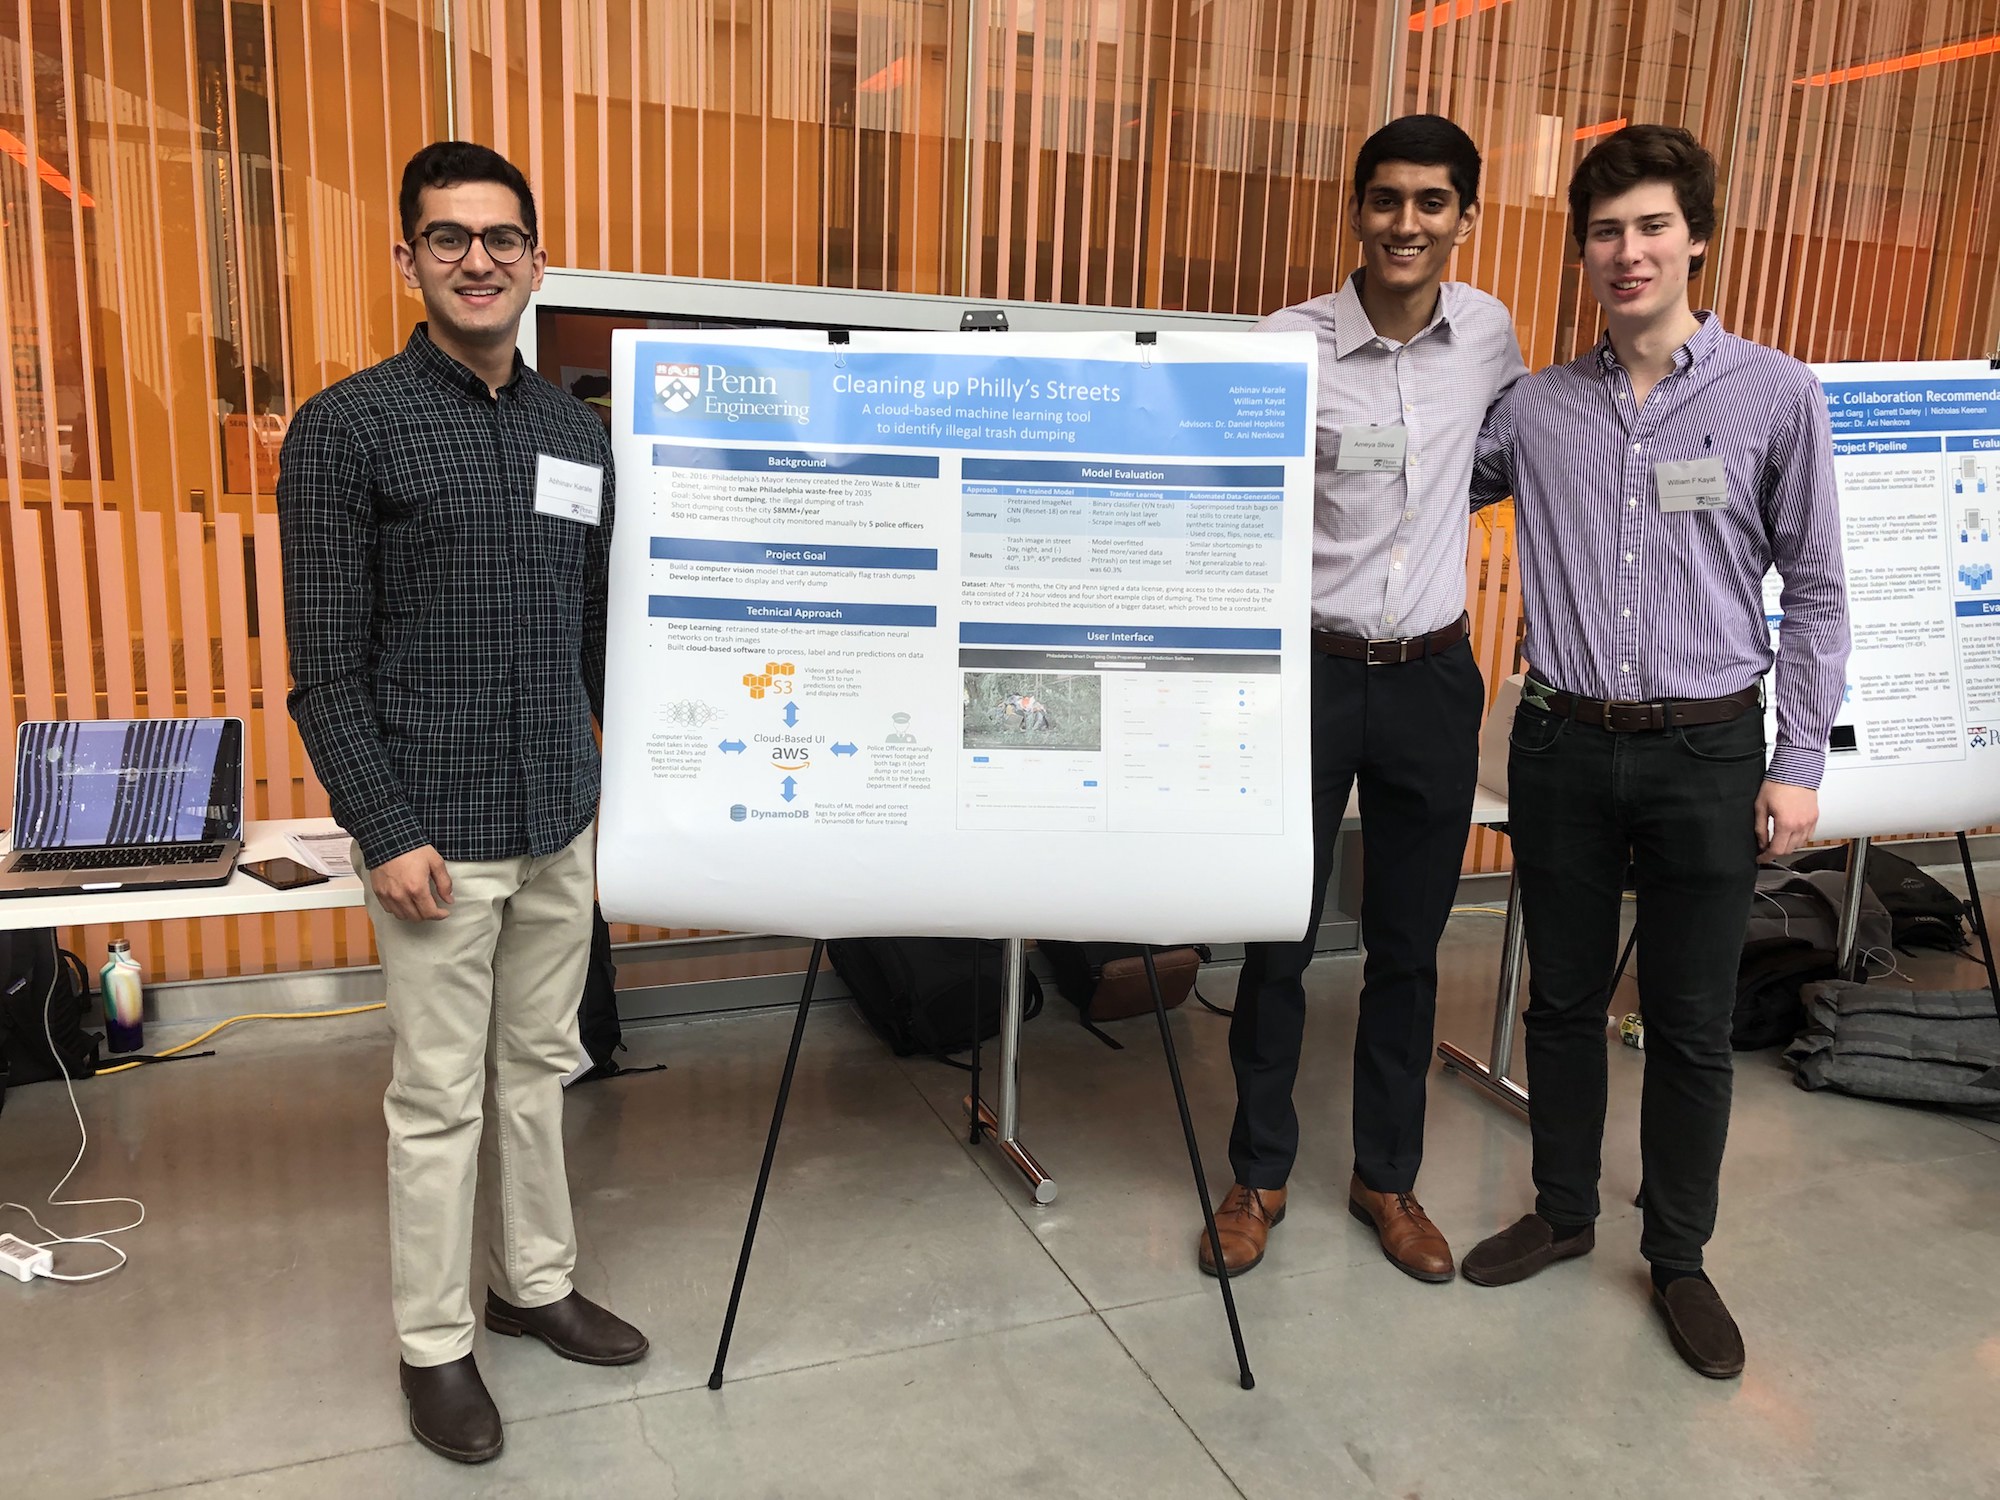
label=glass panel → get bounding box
[968,0,1396,312]
[1399,0,1755,365]
[1718,0,2000,361]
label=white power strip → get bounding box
[0,1232,54,1282]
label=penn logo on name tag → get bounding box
[535,453,604,525]
[1336,424,1408,473]
[1654,456,1728,513]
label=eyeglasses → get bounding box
[412,222,533,265]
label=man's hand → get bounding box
[371,844,454,922]
[1754,780,1819,860]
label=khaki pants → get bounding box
[357,826,594,1367]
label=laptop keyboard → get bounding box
[14,843,226,873]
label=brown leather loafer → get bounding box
[399,1354,503,1464]
[1462,1212,1595,1287]
[1655,1277,1746,1379]
[1196,1184,1287,1277]
[485,1289,650,1366]
[1347,1175,1454,1283]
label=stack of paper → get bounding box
[285,830,355,879]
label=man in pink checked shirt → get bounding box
[1464,125,1850,1379]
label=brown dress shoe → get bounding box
[1462,1212,1595,1287]
[1196,1184,1287,1277]
[399,1354,503,1464]
[485,1289,650,1366]
[1347,1175,1454,1283]
[1655,1277,1746,1379]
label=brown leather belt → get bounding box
[1523,675,1762,732]
[1311,613,1468,666]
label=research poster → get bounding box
[597,328,1319,942]
[1784,361,2000,840]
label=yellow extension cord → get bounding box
[94,891,1633,1073]
[95,1004,386,1075]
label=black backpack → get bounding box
[1731,868,1893,1051]
[1789,846,1968,952]
[0,928,101,1114]
[827,937,1042,1061]
[1734,938,1843,1051]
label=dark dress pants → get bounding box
[1506,700,1765,1271]
[1226,640,1483,1193]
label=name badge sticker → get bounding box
[534,453,604,525]
[1654,456,1728,513]
[1336,424,1409,473]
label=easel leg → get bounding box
[1143,949,1256,1391]
[1437,861,1530,1112]
[709,938,827,1391]
[968,941,985,1143]
[1837,837,1872,983]
[1956,832,2000,1005]
[1609,923,1638,998]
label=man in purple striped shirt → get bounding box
[1462,126,1849,1379]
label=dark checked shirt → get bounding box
[1472,312,1849,787]
[278,324,615,867]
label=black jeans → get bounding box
[1227,640,1483,1193]
[1507,698,1765,1270]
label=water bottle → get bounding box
[101,939,144,1054]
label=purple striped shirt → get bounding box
[1472,313,1850,788]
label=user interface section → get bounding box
[599,327,1317,942]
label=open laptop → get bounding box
[0,719,244,898]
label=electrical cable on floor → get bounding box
[2,936,144,1282]
[94,1004,386,1075]
[86,1050,218,1069]
[7,1000,390,1282]
[1192,984,1233,1017]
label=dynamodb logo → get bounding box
[656,362,700,413]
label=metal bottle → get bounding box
[101,938,145,1054]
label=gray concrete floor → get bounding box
[4,877,1999,1500]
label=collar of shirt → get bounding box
[1331,271,1456,360]
[1591,308,1725,383]
[403,322,528,403]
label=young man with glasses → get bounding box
[279,141,644,1465]
[1463,125,1849,1378]
[1200,116,1527,1284]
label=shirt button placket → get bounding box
[495,398,533,840]
[1619,406,1647,692]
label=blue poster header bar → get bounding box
[1956,599,2000,618]
[651,595,938,628]
[961,458,1285,487]
[1822,377,2000,434]
[959,622,1281,650]
[652,444,938,478]
[1832,436,1941,457]
[1946,435,2000,452]
[652,537,938,570]
[634,342,1308,457]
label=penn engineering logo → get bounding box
[656,362,700,413]
[650,356,811,425]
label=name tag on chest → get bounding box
[1654,456,1727,512]
[1336,424,1408,473]
[535,453,604,525]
